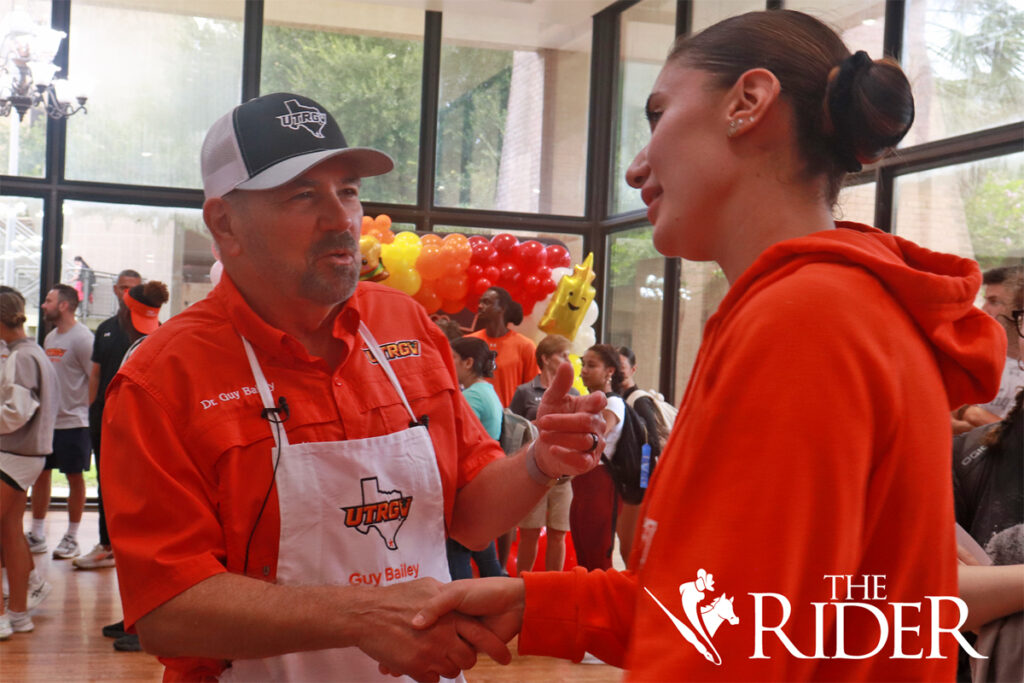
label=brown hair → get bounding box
[128,281,170,308]
[451,336,497,378]
[535,334,571,367]
[0,286,27,328]
[52,283,80,311]
[669,10,914,203]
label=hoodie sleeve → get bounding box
[0,348,41,434]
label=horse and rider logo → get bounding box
[645,568,739,665]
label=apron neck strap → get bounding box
[241,336,289,449]
[358,321,419,425]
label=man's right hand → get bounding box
[356,578,512,682]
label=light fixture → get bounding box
[0,10,86,120]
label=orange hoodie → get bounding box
[519,223,1005,681]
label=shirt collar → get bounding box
[213,272,364,366]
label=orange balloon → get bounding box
[361,216,374,233]
[413,282,442,314]
[373,214,392,231]
[417,244,446,281]
[421,233,442,246]
[442,233,469,250]
[441,298,464,315]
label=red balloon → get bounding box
[498,262,521,293]
[518,241,546,269]
[483,265,500,284]
[534,265,553,286]
[470,277,493,303]
[491,233,519,258]
[467,264,483,281]
[544,245,571,269]
[468,235,489,248]
[524,274,544,297]
[471,243,497,266]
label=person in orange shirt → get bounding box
[100,92,608,682]
[407,10,1006,682]
[468,287,538,407]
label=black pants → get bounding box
[88,402,109,548]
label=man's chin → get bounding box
[300,268,358,306]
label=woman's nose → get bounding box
[625,146,649,188]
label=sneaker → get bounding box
[8,611,32,633]
[73,544,116,570]
[113,633,141,652]
[26,578,52,613]
[102,620,127,639]
[52,534,80,560]
[0,615,11,640]
[25,532,47,554]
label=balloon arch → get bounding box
[359,215,599,355]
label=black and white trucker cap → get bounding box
[200,92,394,199]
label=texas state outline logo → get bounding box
[645,568,738,665]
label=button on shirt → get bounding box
[102,275,503,638]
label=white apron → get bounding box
[222,322,458,682]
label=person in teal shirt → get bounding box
[447,337,506,579]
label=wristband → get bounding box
[524,444,569,488]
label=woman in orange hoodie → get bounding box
[407,10,1006,682]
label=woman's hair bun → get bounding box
[823,51,915,172]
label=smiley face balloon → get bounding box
[539,252,596,341]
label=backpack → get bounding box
[500,409,538,455]
[600,395,651,505]
[625,388,677,448]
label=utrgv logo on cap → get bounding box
[276,99,328,139]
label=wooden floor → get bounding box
[3,511,622,682]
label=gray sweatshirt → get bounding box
[0,337,59,456]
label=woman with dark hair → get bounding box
[570,344,626,571]
[0,287,58,639]
[446,336,506,580]
[412,10,1004,680]
[468,287,538,408]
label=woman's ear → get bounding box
[724,68,781,139]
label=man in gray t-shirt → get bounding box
[26,284,94,560]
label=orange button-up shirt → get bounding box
[102,275,502,649]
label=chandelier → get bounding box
[0,10,86,121]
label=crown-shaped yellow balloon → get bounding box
[539,253,596,341]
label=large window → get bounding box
[611,0,676,216]
[836,181,877,225]
[893,152,1024,269]
[0,195,44,331]
[63,1,244,188]
[606,226,664,390]
[435,7,591,215]
[261,0,424,205]
[0,0,50,178]
[902,0,1024,147]
[61,201,212,327]
[674,260,728,394]
[787,0,885,58]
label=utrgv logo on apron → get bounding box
[341,477,413,550]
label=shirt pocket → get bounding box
[352,363,456,433]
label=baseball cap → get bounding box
[201,92,394,199]
[123,289,161,335]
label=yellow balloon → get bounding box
[539,253,596,341]
[570,353,587,396]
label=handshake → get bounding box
[366,576,528,682]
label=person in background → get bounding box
[409,10,1005,680]
[75,269,141,572]
[954,265,1024,433]
[446,336,506,581]
[571,344,625,571]
[510,334,576,575]
[27,284,93,560]
[469,287,538,407]
[94,279,169,654]
[0,287,58,639]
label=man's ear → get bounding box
[724,68,781,138]
[203,197,243,258]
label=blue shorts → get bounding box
[45,427,92,475]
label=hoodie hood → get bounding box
[729,222,1006,409]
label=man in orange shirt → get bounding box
[101,92,607,682]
